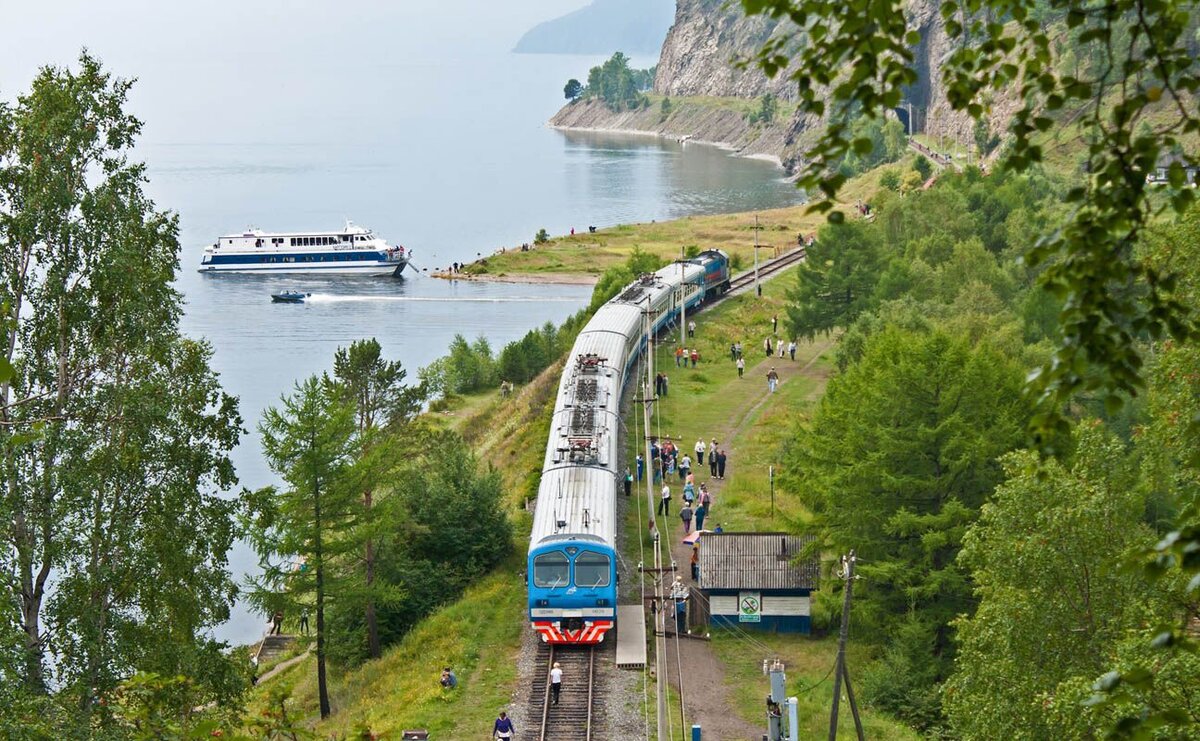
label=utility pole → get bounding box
[753,214,762,297]
[643,296,657,537]
[828,551,865,741]
[905,101,913,137]
[769,466,775,520]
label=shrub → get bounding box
[534,228,550,244]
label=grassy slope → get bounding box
[622,274,919,739]
[241,364,566,736]
[465,165,892,279]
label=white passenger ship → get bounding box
[199,222,409,276]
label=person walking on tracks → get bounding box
[550,661,563,706]
[493,710,515,739]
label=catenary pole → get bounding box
[828,550,864,741]
[680,246,686,351]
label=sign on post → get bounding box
[738,591,762,623]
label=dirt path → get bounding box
[656,338,834,740]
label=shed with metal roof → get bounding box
[696,533,820,634]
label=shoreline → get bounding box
[429,270,598,286]
[550,122,786,169]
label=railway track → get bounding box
[726,245,807,294]
[532,643,597,741]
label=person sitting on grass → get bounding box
[440,667,457,689]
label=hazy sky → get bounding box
[0,0,591,142]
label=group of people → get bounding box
[654,372,670,397]
[763,335,797,361]
[674,346,701,367]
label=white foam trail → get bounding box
[302,294,580,304]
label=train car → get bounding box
[690,249,731,300]
[527,260,708,644]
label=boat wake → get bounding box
[302,294,579,303]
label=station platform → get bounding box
[615,604,647,669]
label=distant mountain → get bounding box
[513,0,675,55]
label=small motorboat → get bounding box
[270,292,310,303]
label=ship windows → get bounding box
[574,552,611,588]
[532,552,569,588]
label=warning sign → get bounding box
[738,591,761,623]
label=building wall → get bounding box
[706,589,812,634]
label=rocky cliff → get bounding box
[550,0,1019,171]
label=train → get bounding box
[527,249,730,644]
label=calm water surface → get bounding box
[1,1,802,644]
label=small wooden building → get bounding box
[696,533,819,634]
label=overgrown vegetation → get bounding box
[782,166,1200,735]
[567,52,656,111]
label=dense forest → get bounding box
[783,166,1200,736]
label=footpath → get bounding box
[648,331,835,740]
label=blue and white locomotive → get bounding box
[527,249,729,644]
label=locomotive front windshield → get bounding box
[533,552,570,587]
[574,552,611,588]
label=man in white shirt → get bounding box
[694,438,706,466]
[550,661,563,705]
[657,484,671,516]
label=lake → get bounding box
[0,0,803,644]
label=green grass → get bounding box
[243,552,527,738]
[712,632,922,740]
[618,272,917,738]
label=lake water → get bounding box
[0,1,803,645]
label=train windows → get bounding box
[532,552,569,588]
[574,552,611,588]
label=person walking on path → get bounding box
[493,711,516,739]
[690,545,700,580]
[767,367,780,393]
[717,449,728,479]
[679,454,691,481]
[299,610,309,636]
[636,453,644,481]
[735,341,743,358]
[736,356,745,378]
[730,342,738,361]
[270,610,284,635]
[788,340,797,360]
[695,503,708,531]
[764,336,773,357]
[680,503,694,533]
[682,480,695,506]
[778,341,786,358]
[675,347,683,367]
[690,348,699,367]
[688,319,696,338]
[657,483,672,516]
[772,314,778,334]
[694,438,706,466]
[550,662,563,706]
[709,445,719,477]
[699,483,712,513]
